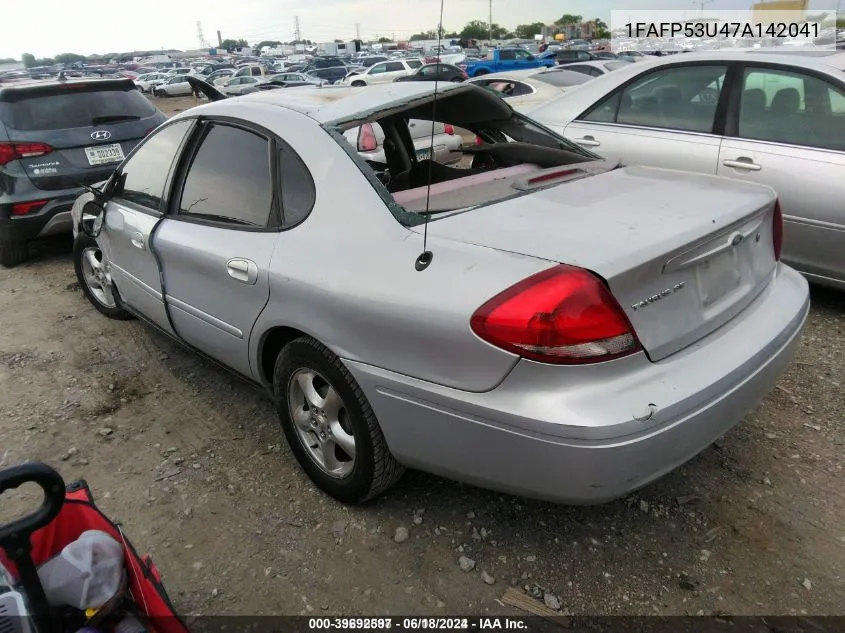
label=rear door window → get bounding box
[2,89,156,131]
[736,67,845,150]
[178,123,273,227]
[386,62,405,72]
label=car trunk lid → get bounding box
[424,165,779,361]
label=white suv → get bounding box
[342,59,423,86]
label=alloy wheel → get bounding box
[80,247,117,308]
[288,368,356,478]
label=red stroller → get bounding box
[0,463,188,633]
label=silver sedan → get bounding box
[529,50,845,290]
[71,82,808,505]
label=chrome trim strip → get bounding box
[109,263,162,300]
[166,296,243,339]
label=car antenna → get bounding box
[414,0,445,272]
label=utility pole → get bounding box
[692,0,714,18]
[294,16,301,42]
[489,0,493,41]
[216,30,222,47]
[196,21,209,49]
[356,23,361,40]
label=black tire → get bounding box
[351,81,366,87]
[0,239,28,268]
[73,235,133,320]
[473,69,489,76]
[450,76,464,82]
[273,336,404,503]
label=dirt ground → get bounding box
[0,93,843,618]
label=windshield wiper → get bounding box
[91,114,140,124]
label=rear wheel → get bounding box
[273,336,404,503]
[0,239,28,268]
[73,235,132,320]
[351,80,366,87]
[473,69,489,76]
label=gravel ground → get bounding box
[0,93,842,617]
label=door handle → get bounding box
[226,258,259,285]
[577,135,601,147]
[722,158,761,171]
[129,231,145,250]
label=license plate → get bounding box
[416,148,432,161]
[698,250,742,307]
[84,143,124,166]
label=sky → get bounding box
[0,0,839,59]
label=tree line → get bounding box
[409,14,609,42]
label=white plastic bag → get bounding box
[36,530,125,609]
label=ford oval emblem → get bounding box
[91,130,112,141]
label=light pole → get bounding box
[489,0,493,42]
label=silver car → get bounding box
[467,68,592,110]
[152,75,193,97]
[71,82,808,505]
[528,50,845,290]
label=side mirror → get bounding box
[81,201,105,238]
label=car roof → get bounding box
[467,69,583,96]
[188,81,511,127]
[468,68,548,80]
[565,60,630,69]
[628,49,845,72]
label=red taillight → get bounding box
[470,265,641,365]
[357,123,378,152]
[11,200,48,216]
[772,199,783,262]
[0,142,53,166]
[527,168,578,185]
[444,124,454,135]
[475,135,483,146]
[461,71,469,79]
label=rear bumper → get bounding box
[345,264,809,504]
[0,189,81,242]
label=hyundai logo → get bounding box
[91,130,112,141]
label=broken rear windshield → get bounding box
[330,85,605,225]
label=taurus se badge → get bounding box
[631,282,686,312]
